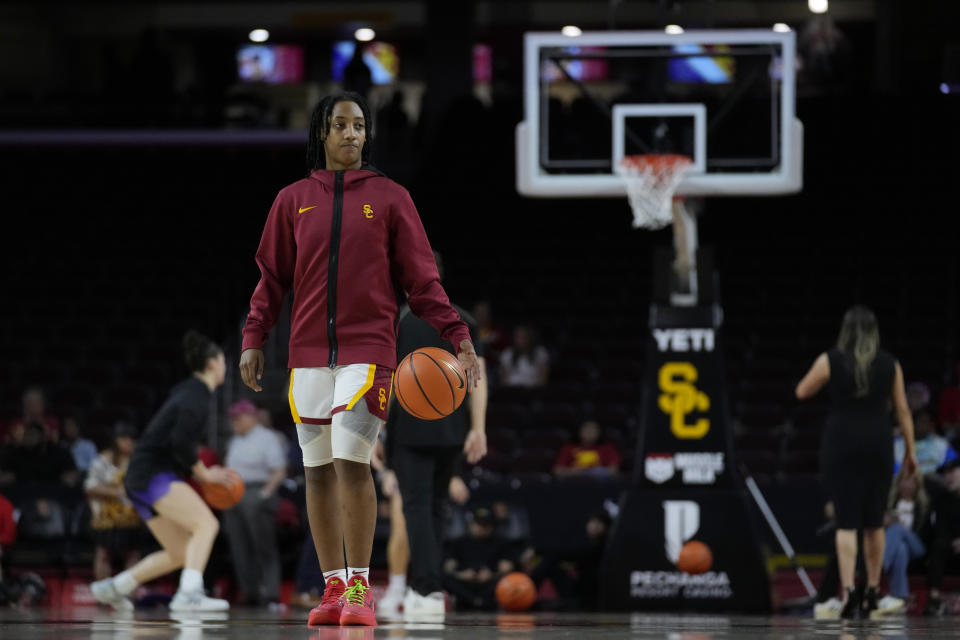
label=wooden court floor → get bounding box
[0,607,939,639]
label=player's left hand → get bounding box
[463,428,487,464]
[458,340,482,390]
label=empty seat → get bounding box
[512,449,558,473]
[52,384,98,410]
[486,428,520,454]
[531,403,581,430]
[476,451,512,474]
[739,451,779,476]
[781,451,820,474]
[735,430,781,452]
[521,428,569,451]
[101,384,155,410]
[486,404,531,428]
[737,404,786,430]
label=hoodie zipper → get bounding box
[327,171,344,367]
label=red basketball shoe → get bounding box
[339,575,377,627]
[307,576,346,626]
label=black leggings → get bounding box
[392,444,461,596]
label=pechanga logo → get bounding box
[653,328,715,352]
[644,454,675,484]
[627,501,732,600]
[658,362,710,439]
[663,501,700,565]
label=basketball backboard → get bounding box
[516,29,803,197]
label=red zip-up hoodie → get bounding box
[242,167,471,369]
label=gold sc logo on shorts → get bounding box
[379,387,387,410]
[363,204,374,219]
[658,362,710,439]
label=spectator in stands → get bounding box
[554,420,622,478]
[85,422,143,581]
[62,414,98,474]
[472,300,509,365]
[883,470,929,602]
[894,411,956,475]
[492,500,533,550]
[257,407,290,455]
[0,491,15,582]
[921,459,960,615]
[523,508,612,611]
[907,382,932,414]
[443,506,515,611]
[222,399,286,607]
[499,325,550,388]
[939,364,960,439]
[0,421,78,496]
[4,387,60,444]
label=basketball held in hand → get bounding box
[495,572,537,612]
[202,469,245,510]
[395,347,467,420]
[676,540,713,575]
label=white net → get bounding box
[616,154,693,229]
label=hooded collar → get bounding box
[308,163,385,187]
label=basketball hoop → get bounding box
[616,154,693,230]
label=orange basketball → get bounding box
[395,347,466,420]
[677,540,713,575]
[495,572,537,612]
[202,469,245,510]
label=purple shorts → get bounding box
[127,472,179,521]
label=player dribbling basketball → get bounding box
[91,331,235,612]
[239,91,481,627]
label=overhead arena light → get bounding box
[561,25,583,37]
[773,23,791,33]
[248,29,269,43]
[355,27,376,42]
[808,0,828,13]
[665,25,684,35]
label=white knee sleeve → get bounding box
[296,423,333,467]
[331,400,383,464]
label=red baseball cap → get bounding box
[228,399,258,418]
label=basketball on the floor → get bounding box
[677,540,713,575]
[495,572,537,612]
[395,346,467,420]
[202,469,245,510]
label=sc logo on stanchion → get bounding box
[658,362,710,439]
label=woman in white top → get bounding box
[499,326,550,388]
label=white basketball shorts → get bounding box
[288,363,394,466]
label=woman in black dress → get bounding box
[797,306,918,618]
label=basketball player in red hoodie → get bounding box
[239,92,481,627]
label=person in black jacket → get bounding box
[90,331,234,613]
[377,252,488,619]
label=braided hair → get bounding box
[305,92,374,173]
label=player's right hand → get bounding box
[457,340,482,390]
[239,348,265,392]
